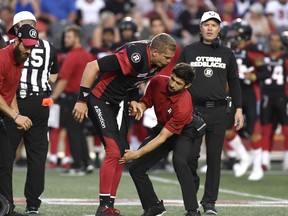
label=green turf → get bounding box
[12,165,288,216]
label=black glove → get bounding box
[191,111,206,138]
[0,194,10,216]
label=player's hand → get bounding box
[119,149,138,164]
[72,101,88,123]
[128,101,143,120]
[15,115,33,131]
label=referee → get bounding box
[4,11,59,215]
[177,11,244,215]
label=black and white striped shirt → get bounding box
[19,39,59,92]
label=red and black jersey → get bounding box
[91,40,165,104]
[178,42,242,108]
[140,75,193,134]
[261,51,288,97]
[234,43,271,99]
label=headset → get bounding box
[199,33,222,48]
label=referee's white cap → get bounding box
[8,11,36,35]
[200,11,221,24]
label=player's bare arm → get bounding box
[72,60,100,123]
[119,127,173,163]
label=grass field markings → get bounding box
[143,174,288,202]
[14,198,288,207]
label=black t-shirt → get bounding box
[177,41,242,108]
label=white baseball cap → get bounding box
[200,11,221,24]
[8,11,36,35]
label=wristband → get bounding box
[13,112,20,121]
[77,86,90,103]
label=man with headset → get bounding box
[177,11,244,215]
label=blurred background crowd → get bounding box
[0,0,287,179]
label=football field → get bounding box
[12,163,288,216]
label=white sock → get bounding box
[228,135,250,163]
[251,148,262,173]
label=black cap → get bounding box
[17,24,39,46]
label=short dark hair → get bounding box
[172,62,195,85]
[64,24,82,39]
[150,33,176,53]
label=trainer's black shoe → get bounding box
[5,211,25,216]
[141,200,166,216]
[201,203,217,215]
[25,206,38,214]
[185,210,201,216]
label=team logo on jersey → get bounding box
[131,52,141,63]
[167,107,172,114]
[204,68,213,77]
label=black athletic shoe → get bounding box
[141,200,166,216]
[5,211,25,216]
[201,203,217,215]
[25,206,38,214]
[185,210,201,216]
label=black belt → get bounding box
[193,99,226,108]
[17,89,51,99]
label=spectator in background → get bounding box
[91,11,120,48]
[177,0,206,46]
[90,27,117,59]
[234,0,252,18]
[128,8,150,40]
[75,0,105,26]
[265,0,288,33]
[39,0,77,50]
[100,0,135,22]
[40,0,76,24]
[0,6,13,38]
[244,2,270,51]
[10,0,41,18]
[49,25,94,176]
[145,0,175,33]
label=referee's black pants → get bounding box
[4,95,50,209]
[129,124,201,211]
[194,105,227,205]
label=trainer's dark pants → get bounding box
[194,105,227,205]
[4,95,50,209]
[0,119,14,212]
[129,124,201,211]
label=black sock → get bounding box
[109,197,115,208]
[99,195,110,207]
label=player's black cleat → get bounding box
[141,200,166,216]
[201,203,217,215]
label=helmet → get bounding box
[118,17,137,33]
[280,31,288,47]
[229,18,252,41]
[219,21,231,40]
[8,11,36,35]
